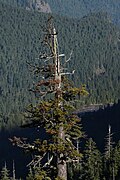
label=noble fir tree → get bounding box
[112,140,120,179]
[10,17,88,180]
[80,138,102,180]
[0,162,10,180]
[26,166,34,180]
[103,125,120,180]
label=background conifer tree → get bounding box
[0,162,10,180]
[81,138,102,180]
[26,166,34,180]
[112,141,120,179]
[103,125,115,180]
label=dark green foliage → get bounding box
[67,160,83,180]
[0,163,10,180]
[46,0,120,25]
[9,17,88,179]
[1,0,120,26]
[103,140,120,180]
[0,2,120,129]
[26,166,51,180]
[80,138,102,180]
[26,167,34,180]
[80,101,120,152]
[68,139,120,180]
[113,141,120,179]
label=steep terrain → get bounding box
[25,0,51,13]
[46,0,120,25]
[0,2,120,129]
[0,2,120,178]
[80,100,120,151]
[1,0,119,25]
[1,0,51,13]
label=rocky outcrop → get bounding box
[26,0,51,13]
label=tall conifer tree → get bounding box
[1,162,10,180]
[81,138,102,180]
[10,17,88,180]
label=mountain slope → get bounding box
[0,2,120,129]
[1,0,120,25]
[1,0,51,13]
[46,0,120,25]
[81,100,120,151]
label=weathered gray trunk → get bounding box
[53,28,67,180]
[57,125,67,180]
[57,160,67,180]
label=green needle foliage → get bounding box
[81,138,102,180]
[10,18,88,179]
[103,140,120,180]
[0,2,120,129]
[113,141,120,179]
[0,163,10,180]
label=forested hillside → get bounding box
[46,0,120,20]
[1,0,51,13]
[0,2,120,129]
[80,100,120,151]
[1,0,120,25]
[46,0,120,25]
[1,102,120,179]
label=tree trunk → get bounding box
[57,160,67,180]
[53,27,67,180]
[57,125,67,180]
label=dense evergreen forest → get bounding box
[80,100,120,150]
[0,2,120,129]
[46,0,120,25]
[1,0,120,25]
[1,102,120,179]
[0,1,120,179]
